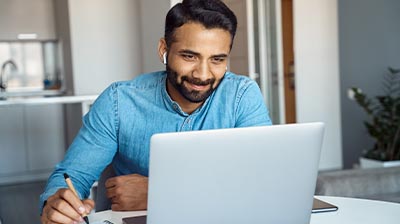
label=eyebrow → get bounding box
[178,49,228,58]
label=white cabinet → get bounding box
[0,106,27,175]
[0,0,56,40]
[0,96,97,184]
[25,105,65,171]
[0,105,65,184]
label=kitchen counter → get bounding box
[0,95,98,106]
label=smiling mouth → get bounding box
[186,82,210,91]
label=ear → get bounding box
[158,38,168,64]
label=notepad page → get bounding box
[88,220,114,224]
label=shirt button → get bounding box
[173,104,178,110]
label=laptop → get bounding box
[143,122,324,224]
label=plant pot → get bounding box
[359,157,400,169]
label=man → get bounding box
[40,0,272,223]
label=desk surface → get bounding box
[311,196,400,224]
[88,196,400,224]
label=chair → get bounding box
[315,166,400,203]
[93,164,115,212]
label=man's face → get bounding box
[165,22,231,104]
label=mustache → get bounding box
[182,76,215,86]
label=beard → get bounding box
[166,65,220,103]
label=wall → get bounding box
[54,0,73,94]
[339,0,400,168]
[293,0,342,170]
[170,0,182,6]
[68,0,142,95]
[139,0,170,73]
[223,0,249,76]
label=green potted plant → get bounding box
[350,67,400,168]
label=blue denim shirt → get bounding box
[39,71,272,209]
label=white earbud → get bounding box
[163,52,167,65]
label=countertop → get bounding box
[0,95,98,107]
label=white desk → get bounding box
[311,196,400,224]
[89,196,400,224]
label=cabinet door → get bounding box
[0,106,27,175]
[25,104,65,171]
[0,0,56,40]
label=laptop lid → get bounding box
[147,122,324,224]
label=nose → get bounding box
[192,60,210,80]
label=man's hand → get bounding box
[105,174,148,211]
[41,188,94,224]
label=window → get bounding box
[0,41,61,91]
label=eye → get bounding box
[181,53,196,61]
[211,57,226,64]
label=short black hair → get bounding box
[164,0,237,49]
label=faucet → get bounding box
[0,59,18,93]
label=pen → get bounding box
[63,173,90,224]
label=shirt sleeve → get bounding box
[235,80,273,127]
[39,83,119,213]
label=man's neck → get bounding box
[166,80,203,114]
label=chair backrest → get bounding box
[95,164,115,212]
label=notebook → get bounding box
[91,220,115,224]
[122,216,146,224]
[144,123,324,224]
[312,198,338,213]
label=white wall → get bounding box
[293,0,342,170]
[68,0,142,95]
[139,0,170,73]
[170,0,182,6]
[223,0,249,77]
